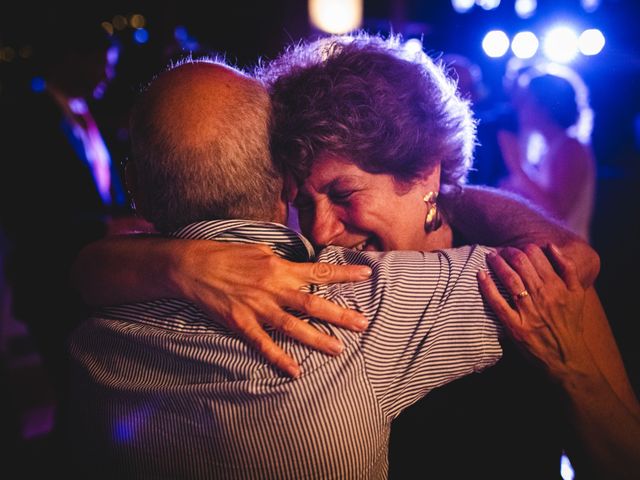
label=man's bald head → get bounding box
[130,59,283,233]
[141,62,260,149]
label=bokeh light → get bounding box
[308,0,363,34]
[112,15,127,30]
[543,26,579,63]
[129,14,146,29]
[511,31,539,59]
[578,28,605,55]
[404,38,424,54]
[482,30,510,58]
[451,0,475,14]
[100,21,114,36]
[581,0,601,13]
[18,45,33,59]
[133,28,149,44]
[476,0,501,11]
[515,0,537,19]
[0,46,15,62]
[30,76,46,93]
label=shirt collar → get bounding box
[170,220,317,262]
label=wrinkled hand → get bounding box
[176,241,372,377]
[477,243,596,381]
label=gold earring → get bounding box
[423,191,442,232]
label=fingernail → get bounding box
[354,315,368,330]
[287,363,301,378]
[549,243,561,256]
[477,270,487,280]
[329,339,345,355]
[358,266,372,278]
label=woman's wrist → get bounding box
[162,239,207,301]
[554,355,607,396]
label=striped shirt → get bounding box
[68,220,503,479]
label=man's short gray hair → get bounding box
[130,58,282,233]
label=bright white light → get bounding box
[526,131,548,166]
[308,0,363,34]
[515,0,537,19]
[543,27,579,63]
[405,38,424,55]
[482,30,510,58]
[511,31,539,59]
[560,452,575,480]
[581,0,601,13]
[452,0,475,13]
[579,29,605,55]
[476,0,501,10]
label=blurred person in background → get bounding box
[443,53,514,187]
[498,62,597,242]
[0,9,150,472]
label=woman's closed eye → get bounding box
[329,190,356,204]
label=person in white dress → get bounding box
[498,63,596,242]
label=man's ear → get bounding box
[124,161,144,214]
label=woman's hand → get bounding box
[477,246,640,479]
[173,240,372,377]
[477,243,595,381]
[73,236,371,378]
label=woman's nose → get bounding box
[310,202,345,247]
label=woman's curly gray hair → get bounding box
[256,32,477,194]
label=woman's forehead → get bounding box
[304,156,369,190]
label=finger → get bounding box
[477,270,521,332]
[499,247,544,296]
[287,291,368,332]
[521,243,565,287]
[546,243,581,292]
[478,270,553,364]
[267,308,345,357]
[291,261,372,284]
[241,321,301,378]
[486,252,529,303]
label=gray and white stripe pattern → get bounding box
[68,220,503,479]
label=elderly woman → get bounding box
[72,33,636,478]
[261,33,473,255]
[258,33,636,478]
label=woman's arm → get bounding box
[443,184,600,286]
[71,234,372,377]
[478,244,640,479]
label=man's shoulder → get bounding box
[317,244,492,265]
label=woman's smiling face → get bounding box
[293,154,438,251]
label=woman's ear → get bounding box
[419,162,442,193]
